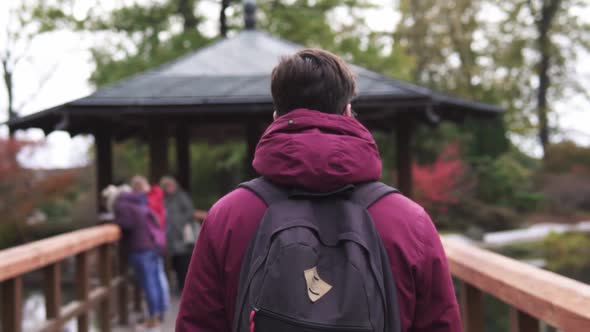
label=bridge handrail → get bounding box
[0,225,121,282]
[3,223,590,331]
[443,237,590,332]
[0,224,133,332]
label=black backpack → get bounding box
[233,177,402,332]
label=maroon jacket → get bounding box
[177,109,461,332]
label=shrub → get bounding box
[534,141,590,214]
[543,232,590,283]
[412,143,475,215]
[472,152,543,212]
[539,173,590,214]
[439,198,521,232]
[0,139,87,247]
[544,141,590,174]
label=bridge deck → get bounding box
[113,295,180,332]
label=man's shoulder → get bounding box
[369,192,440,258]
[372,192,430,222]
[205,187,267,226]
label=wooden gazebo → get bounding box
[7,29,503,207]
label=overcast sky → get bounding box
[0,0,588,169]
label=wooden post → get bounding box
[76,252,90,332]
[134,279,143,312]
[245,123,263,178]
[176,124,191,191]
[99,245,113,332]
[395,117,414,198]
[118,247,129,325]
[44,263,62,324]
[95,130,113,212]
[148,120,169,184]
[1,277,23,332]
[510,308,539,332]
[459,281,484,332]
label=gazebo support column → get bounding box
[95,130,113,212]
[176,125,191,191]
[396,117,414,198]
[148,121,169,183]
[245,123,264,178]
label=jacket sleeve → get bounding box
[112,198,136,230]
[180,192,196,223]
[176,208,226,332]
[412,213,463,332]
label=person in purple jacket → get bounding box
[103,185,167,329]
[176,49,462,332]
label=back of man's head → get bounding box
[271,48,357,116]
[130,175,150,193]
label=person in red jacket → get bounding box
[176,49,462,332]
[131,175,171,317]
[131,176,167,228]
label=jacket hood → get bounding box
[253,109,382,192]
[117,192,145,205]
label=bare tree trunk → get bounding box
[2,58,17,136]
[446,0,478,95]
[177,0,199,31]
[408,0,429,84]
[537,48,550,156]
[534,0,561,158]
[220,0,231,37]
[1,59,15,121]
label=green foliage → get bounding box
[189,141,247,209]
[23,0,589,232]
[112,140,148,182]
[0,139,93,248]
[414,123,472,164]
[489,0,590,149]
[496,240,546,260]
[484,294,511,332]
[31,0,213,87]
[255,0,415,79]
[463,117,510,160]
[396,0,482,92]
[543,232,590,277]
[441,198,520,232]
[538,172,590,214]
[110,138,246,209]
[543,141,590,174]
[395,0,590,148]
[497,231,590,285]
[533,142,590,214]
[90,29,211,87]
[372,131,395,184]
[472,152,544,212]
[87,0,213,87]
[0,223,21,250]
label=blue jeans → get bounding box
[129,250,166,317]
[157,257,170,312]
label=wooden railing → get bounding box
[443,237,590,332]
[3,220,590,332]
[0,225,129,332]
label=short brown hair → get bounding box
[271,49,356,115]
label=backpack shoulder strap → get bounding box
[238,177,290,206]
[351,182,399,209]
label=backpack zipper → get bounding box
[253,307,372,332]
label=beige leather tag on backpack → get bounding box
[304,266,332,302]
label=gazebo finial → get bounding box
[244,0,256,30]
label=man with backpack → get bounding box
[176,49,462,332]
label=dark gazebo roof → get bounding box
[7,30,502,136]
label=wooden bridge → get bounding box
[1,224,590,332]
